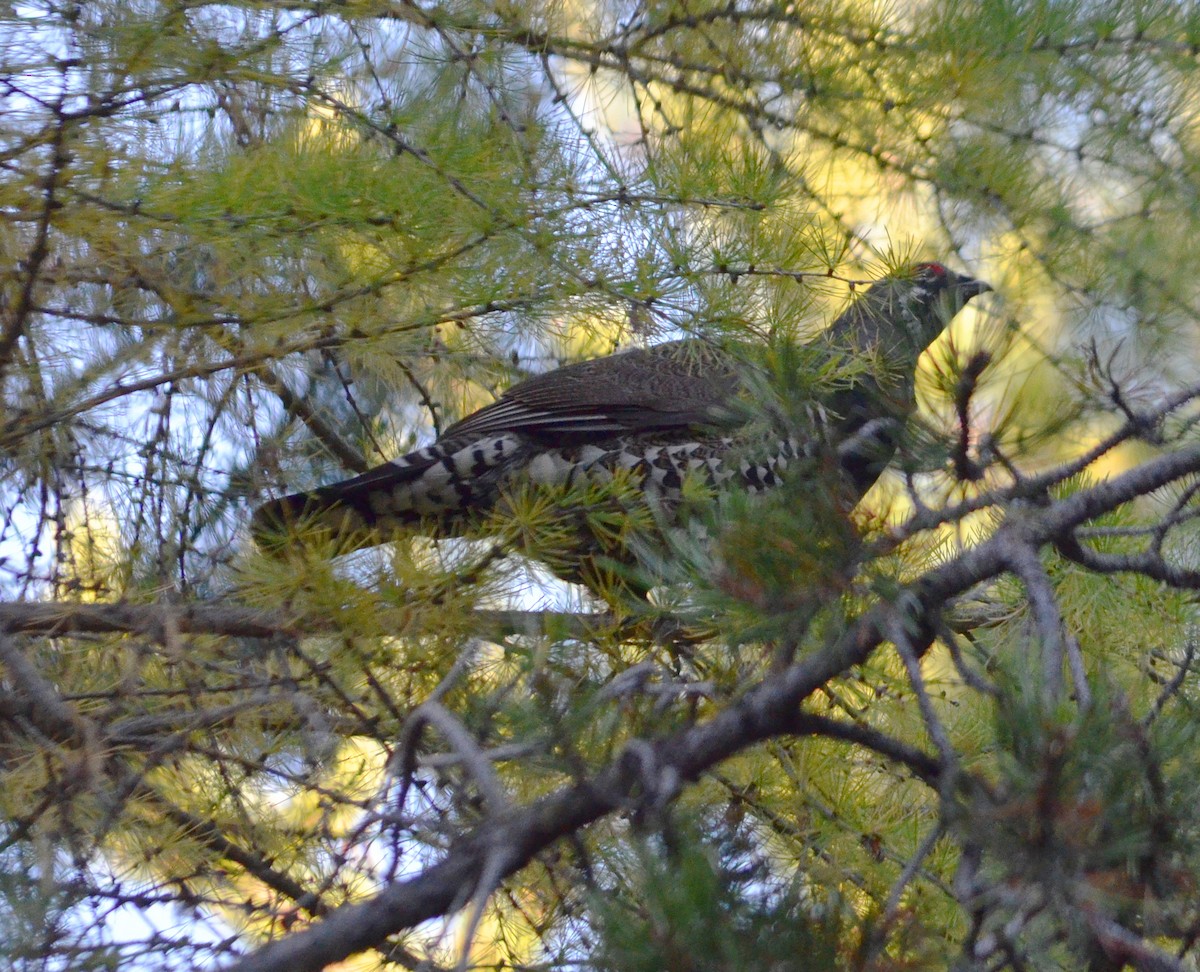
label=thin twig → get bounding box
[1143,639,1197,728]
[888,612,959,772]
[864,821,946,963]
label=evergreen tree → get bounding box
[1,2,1200,970]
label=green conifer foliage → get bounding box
[3,2,1200,970]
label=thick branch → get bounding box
[0,602,297,639]
[221,608,966,971]
[222,444,1200,972]
[0,602,610,641]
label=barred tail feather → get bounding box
[252,433,528,550]
[251,463,430,551]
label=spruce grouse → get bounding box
[253,264,991,593]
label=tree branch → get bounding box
[222,443,1200,971]
[0,601,612,641]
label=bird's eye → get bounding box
[915,262,947,280]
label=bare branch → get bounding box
[224,446,1200,969]
[0,601,612,641]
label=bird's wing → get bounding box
[442,339,742,440]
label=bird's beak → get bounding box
[957,275,993,301]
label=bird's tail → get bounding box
[251,433,526,551]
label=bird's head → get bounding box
[850,262,992,354]
[910,261,991,307]
[904,261,992,333]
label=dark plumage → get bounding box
[253,264,990,591]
